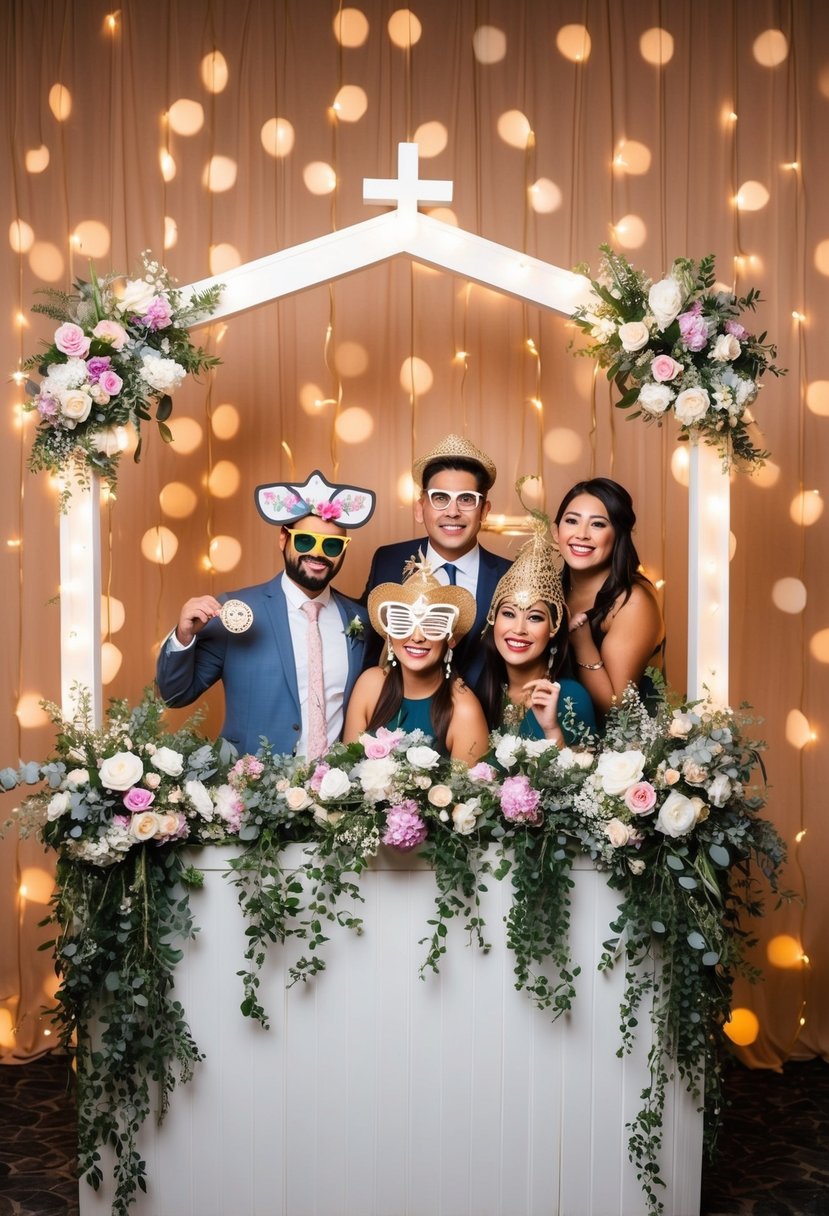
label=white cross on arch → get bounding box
[363,142,453,216]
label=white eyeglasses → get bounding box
[378,599,459,640]
[423,489,484,512]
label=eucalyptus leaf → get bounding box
[678,875,699,889]
[708,844,730,868]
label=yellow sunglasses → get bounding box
[287,528,351,559]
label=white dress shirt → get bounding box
[424,543,480,596]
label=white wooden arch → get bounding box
[60,143,728,724]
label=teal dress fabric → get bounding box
[389,695,437,741]
[518,678,597,744]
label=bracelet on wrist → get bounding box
[576,659,604,670]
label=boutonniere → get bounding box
[345,616,365,644]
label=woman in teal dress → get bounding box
[478,518,597,747]
[344,556,489,763]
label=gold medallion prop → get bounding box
[220,599,254,634]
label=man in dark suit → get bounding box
[156,471,375,757]
[362,435,511,690]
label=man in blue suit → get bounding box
[361,435,511,691]
[156,471,375,757]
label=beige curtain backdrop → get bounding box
[0,0,824,1068]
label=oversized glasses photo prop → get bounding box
[378,600,459,640]
[287,529,351,559]
[423,489,484,512]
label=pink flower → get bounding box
[231,755,265,781]
[650,354,683,383]
[499,775,541,824]
[309,763,330,792]
[140,295,173,330]
[54,322,91,358]
[624,781,657,815]
[678,304,709,352]
[123,787,156,812]
[98,369,123,396]
[315,501,342,522]
[86,356,112,384]
[93,319,129,350]
[112,814,131,828]
[725,319,747,340]
[468,762,497,783]
[360,727,404,759]
[382,800,428,850]
[37,396,58,417]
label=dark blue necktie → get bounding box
[443,563,458,585]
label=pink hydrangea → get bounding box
[140,295,173,330]
[230,755,265,788]
[725,319,748,340]
[382,800,428,850]
[313,500,343,522]
[468,762,497,783]
[678,303,709,352]
[123,787,156,812]
[499,775,541,824]
[309,762,330,792]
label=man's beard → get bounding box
[283,547,342,593]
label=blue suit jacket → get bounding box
[361,539,512,691]
[155,574,369,756]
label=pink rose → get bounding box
[98,369,123,396]
[309,763,330,792]
[468,762,497,783]
[725,319,747,340]
[123,787,156,812]
[650,355,683,383]
[360,726,403,759]
[93,319,129,350]
[624,782,657,815]
[54,322,91,358]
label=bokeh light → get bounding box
[771,578,807,614]
[335,406,374,443]
[48,83,72,120]
[397,472,417,504]
[785,709,813,749]
[208,536,242,573]
[9,219,34,254]
[428,206,458,226]
[168,98,204,136]
[207,460,241,498]
[753,29,789,67]
[203,155,238,193]
[167,417,204,454]
[333,8,369,47]
[25,145,50,173]
[140,526,179,565]
[201,51,229,93]
[72,220,111,258]
[211,404,240,439]
[670,446,690,487]
[101,595,126,635]
[299,382,327,415]
[414,120,448,157]
[497,109,532,149]
[388,9,422,48]
[399,356,434,395]
[810,629,829,663]
[19,867,54,904]
[333,85,368,122]
[15,692,50,729]
[639,28,674,66]
[790,489,823,526]
[334,341,369,377]
[751,460,781,488]
[613,140,652,174]
[543,427,583,464]
[613,214,647,249]
[766,934,805,969]
[160,150,176,182]
[806,380,829,415]
[724,1008,759,1047]
[556,24,591,63]
[735,181,770,211]
[528,178,563,213]
[101,641,123,685]
[164,216,178,250]
[28,241,64,281]
[261,117,295,159]
[0,1009,14,1050]
[159,481,199,518]
[303,161,337,195]
[209,243,242,274]
[472,25,507,64]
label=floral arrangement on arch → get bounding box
[2,681,786,1216]
[571,244,785,470]
[21,252,222,509]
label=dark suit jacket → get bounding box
[155,574,369,756]
[361,538,511,690]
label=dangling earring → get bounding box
[547,644,558,674]
[444,646,453,680]
[386,636,397,668]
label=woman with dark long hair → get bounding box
[553,477,664,717]
[344,556,489,763]
[478,520,596,745]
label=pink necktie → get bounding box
[301,599,328,759]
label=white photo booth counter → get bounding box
[80,846,702,1216]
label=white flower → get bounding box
[707,774,733,807]
[116,278,157,316]
[596,749,646,795]
[139,352,186,393]
[44,358,88,392]
[144,772,161,789]
[573,751,596,770]
[708,333,741,362]
[184,779,214,820]
[151,746,184,777]
[682,760,708,786]
[655,790,707,837]
[99,751,144,791]
[356,756,398,802]
[406,745,441,770]
[647,277,684,329]
[668,711,695,737]
[617,320,650,353]
[59,388,93,428]
[47,792,71,821]
[213,784,242,824]
[523,737,559,758]
[638,382,674,416]
[313,804,344,826]
[65,768,90,787]
[130,810,161,840]
[628,858,646,875]
[318,768,351,800]
[451,799,480,836]
[674,386,710,426]
[427,784,453,808]
[284,786,312,811]
[606,817,635,848]
[494,734,523,770]
[91,426,123,456]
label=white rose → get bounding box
[185,779,214,820]
[318,768,351,800]
[406,745,441,770]
[556,747,577,770]
[313,804,344,826]
[573,751,596,770]
[655,790,706,838]
[596,749,646,796]
[427,784,453,808]
[59,388,93,428]
[157,812,182,838]
[647,277,685,329]
[139,352,186,393]
[284,786,312,811]
[523,737,559,758]
[638,382,674,416]
[357,756,398,802]
[99,751,144,791]
[47,791,71,821]
[706,774,732,807]
[606,817,634,848]
[151,746,184,777]
[674,386,710,426]
[628,858,646,875]
[617,320,650,353]
[668,711,695,737]
[494,734,523,770]
[708,333,741,362]
[65,768,90,787]
[451,800,480,836]
[130,810,161,840]
[116,278,157,316]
